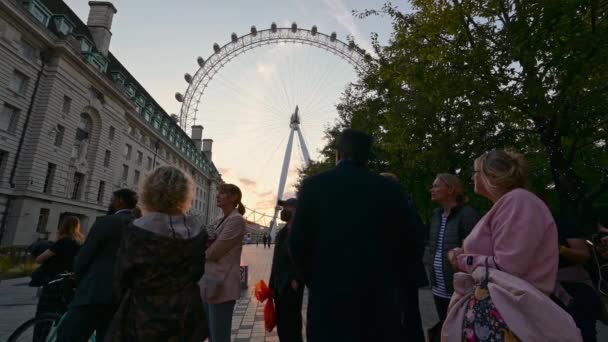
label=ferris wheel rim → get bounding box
[177,26,370,129]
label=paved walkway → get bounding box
[1,245,606,341]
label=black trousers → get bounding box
[56,304,115,342]
[275,286,304,342]
[428,295,451,342]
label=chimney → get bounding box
[191,125,203,151]
[86,1,117,57]
[202,139,213,161]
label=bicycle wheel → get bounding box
[7,313,61,342]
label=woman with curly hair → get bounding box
[105,166,208,341]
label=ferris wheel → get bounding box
[175,23,368,229]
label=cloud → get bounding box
[322,0,375,53]
[239,177,257,188]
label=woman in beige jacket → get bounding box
[200,184,246,342]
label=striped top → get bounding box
[432,215,451,298]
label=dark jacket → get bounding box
[289,161,425,342]
[71,210,134,307]
[269,226,301,294]
[426,204,480,295]
[105,225,208,342]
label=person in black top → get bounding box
[56,189,137,342]
[554,216,603,342]
[262,233,268,249]
[30,216,82,340]
[289,129,425,342]
[269,198,304,342]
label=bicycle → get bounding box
[7,274,96,342]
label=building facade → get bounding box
[0,0,223,245]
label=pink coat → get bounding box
[442,268,582,341]
[455,188,558,295]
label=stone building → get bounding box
[0,0,222,245]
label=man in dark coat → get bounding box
[289,129,425,342]
[57,189,137,342]
[269,198,304,342]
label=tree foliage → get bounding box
[299,0,608,231]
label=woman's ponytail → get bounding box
[237,201,246,216]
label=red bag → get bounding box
[264,297,277,332]
[254,280,276,332]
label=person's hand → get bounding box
[448,248,463,271]
[291,279,299,291]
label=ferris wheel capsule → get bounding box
[271,22,277,33]
[231,33,238,43]
[291,22,297,33]
[330,32,337,42]
[348,40,355,50]
[311,25,318,35]
[184,73,192,83]
[251,25,257,36]
[197,56,205,67]
[175,92,184,102]
[213,43,221,53]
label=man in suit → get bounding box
[57,189,137,342]
[289,129,425,342]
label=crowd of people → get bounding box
[27,128,607,341]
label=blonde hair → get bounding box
[436,173,467,204]
[220,184,246,215]
[474,149,528,198]
[58,216,83,244]
[140,166,194,214]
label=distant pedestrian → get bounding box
[56,189,138,342]
[443,149,581,341]
[105,166,208,341]
[427,173,480,341]
[269,198,304,342]
[267,235,272,247]
[262,234,268,249]
[200,184,246,342]
[289,129,425,341]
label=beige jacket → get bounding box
[199,209,245,304]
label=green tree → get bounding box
[300,0,608,231]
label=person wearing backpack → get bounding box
[426,173,480,341]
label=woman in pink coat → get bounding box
[444,150,580,341]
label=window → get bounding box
[53,16,73,35]
[62,96,71,114]
[123,144,132,160]
[80,38,92,52]
[147,157,152,171]
[54,125,64,147]
[8,71,28,94]
[103,150,111,167]
[108,126,115,140]
[133,170,140,185]
[136,151,143,165]
[36,208,50,233]
[1,104,19,132]
[0,150,8,178]
[97,181,105,203]
[43,163,56,193]
[122,165,129,181]
[72,113,92,159]
[30,4,50,26]
[71,172,84,199]
[18,40,35,61]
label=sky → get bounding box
[64,0,400,221]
